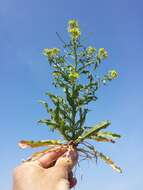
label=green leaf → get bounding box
[75,108,89,129]
[98,132,121,139]
[90,136,115,143]
[38,119,66,139]
[89,132,121,143]
[45,92,59,105]
[75,120,111,144]
[96,151,122,173]
[38,100,53,115]
[38,119,58,129]
[65,87,74,107]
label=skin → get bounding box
[13,147,78,190]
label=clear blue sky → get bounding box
[0,0,143,189]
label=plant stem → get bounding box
[73,40,78,70]
[70,39,78,138]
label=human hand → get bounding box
[13,146,78,190]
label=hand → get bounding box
[13,146,78,190]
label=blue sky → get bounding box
[0,0,143,189]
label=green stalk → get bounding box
[73,41,78,70]
[70,39,78,138]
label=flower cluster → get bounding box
[108,70,118,79]
[98,48,108,59]
[43,48,60,58]
[86,46,96,55]
[68,19,81,40]
[69,68,80,80]
[52,71,61,76]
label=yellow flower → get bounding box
[60,119,65,126]
[52,71,61,76]
[68,19,79,29]
[87,46,96,55]
[69,27,81,39]
[98,48,108,59]
[108,70,118,79]
[69,71,80,79]
[43,48,60,57]
[68,19,81,40]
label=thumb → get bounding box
[55,147,78,171]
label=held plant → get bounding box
[19,20,122,173]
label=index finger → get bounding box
[38,146,68,168]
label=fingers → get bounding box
[38,146,68,168]
[34,146,78,189]
[53,149,78,189]
[55,147,78,171]
[37,145,78,170]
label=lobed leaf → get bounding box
[19,140,62,149]
[96,151,122,173]
[38,119,71,141]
